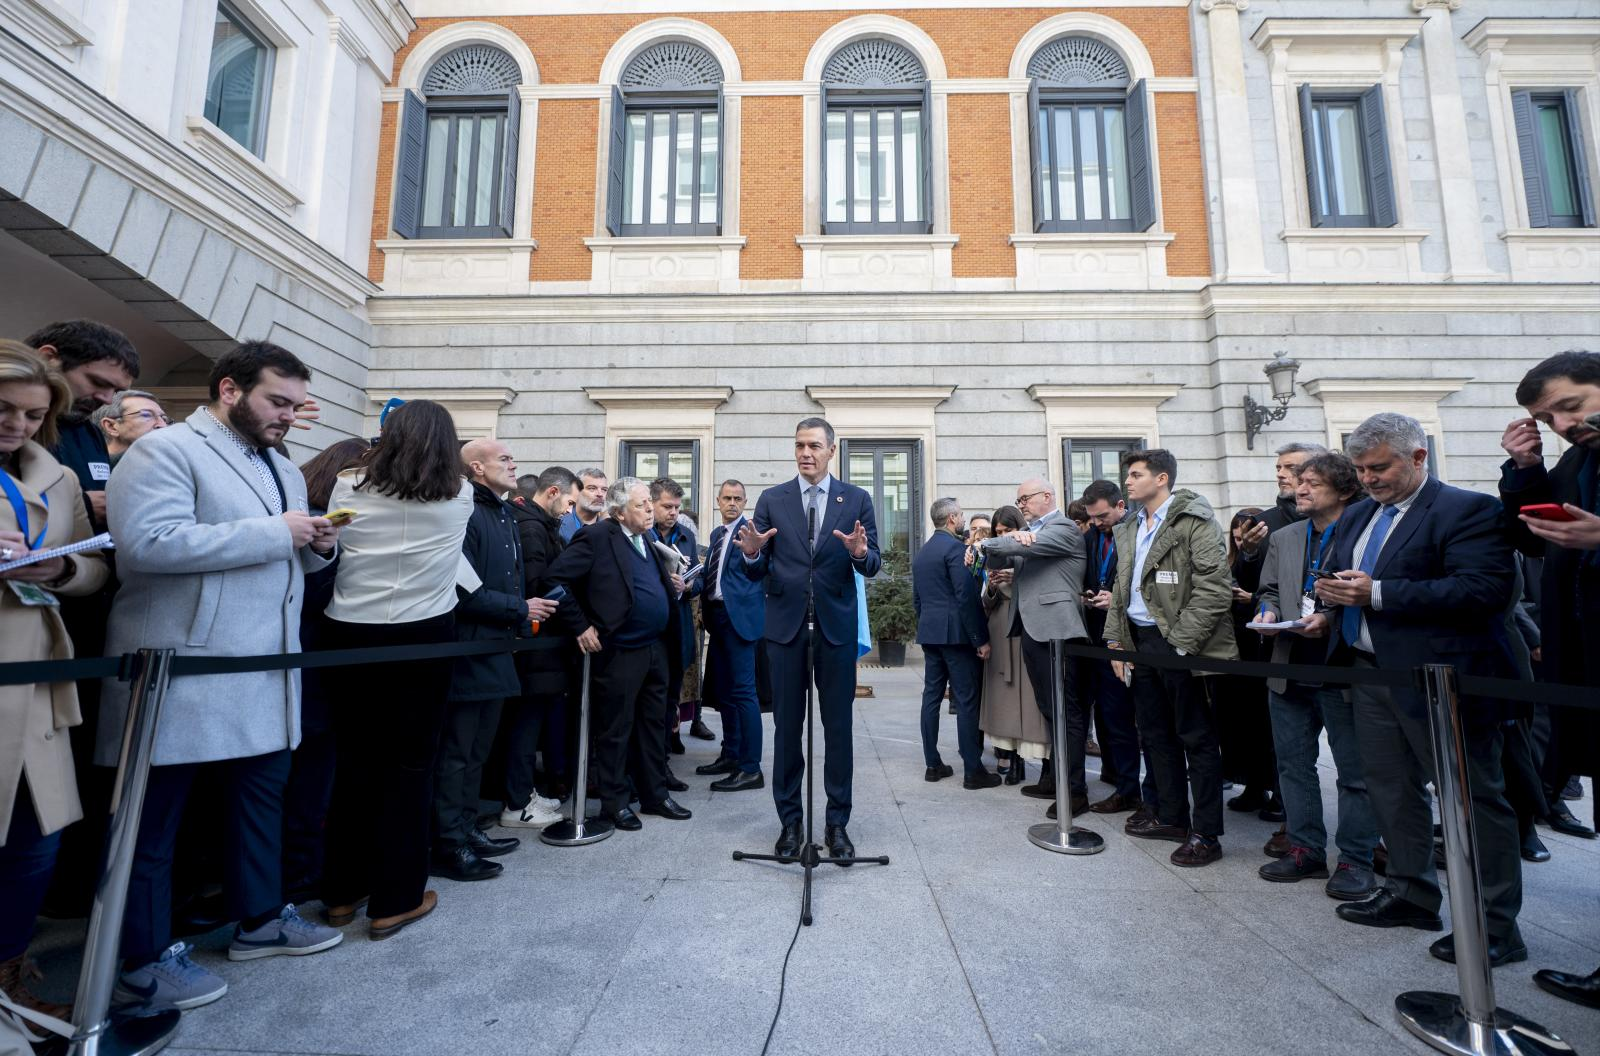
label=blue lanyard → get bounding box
[1096,533,1115,588]
[0,467,48,550]
[1301,518,1336,594]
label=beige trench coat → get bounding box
[978,580,1051,760]
[1,440,109,843]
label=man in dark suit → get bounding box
[648,477,698,776]
[547,477,692,831]
[735,417,881,861]
[914,498,994,788]
[1079,479,1149,816]
[698,480,766,791]
[1316,413,1523,966]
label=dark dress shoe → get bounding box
[1126,802,1156,828]
[604,807,643,831]
[1429,931,1527,968]
[1521,831,1551,863]
[1334,890,1442,931]
[963,769,1002,790]
[429,845,503,882]
[696,755,737,776]
[467,829,520,858]
[1170,834,1222,867]
[1125,815,1187,842]
[1544,804,1597,838]
[1089,793,1138,814]
[1045,794,1089,820]
[925,763,954,782]
[640,797,692,820]
[1263,826,1290,859]
[1003,757,1026,785]
[710,769,764,792]
[1258,847,1328,883]
[775,821,802,858]
[1227,787,1267,812]
[825,824,855,864]
[1257,793,1286,823]
[665,767,690,793]
[1020,773,1056,800]
[1324,863,1378,901]
[668,731,686,755]
[689,719,716,740]
[1561,776,1583,801]
[1533,966,1600,1010]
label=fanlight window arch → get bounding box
[607,41,725,236]
[821,38,931,234]
[422,45,523,95]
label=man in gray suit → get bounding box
[103,342,344,1013]
[981,477,1092,817]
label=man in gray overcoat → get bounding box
[101,342,344,1013]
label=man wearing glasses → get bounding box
[91,389,171,465]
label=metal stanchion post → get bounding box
[541,653,613,847]
[68,648,181,1056]
[1394,664,1568,1056]
[1028,640,1104,856]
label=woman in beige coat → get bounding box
[978,506,1050,785]
[0,342,109,1018]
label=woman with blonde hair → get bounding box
[0,340,109,1019]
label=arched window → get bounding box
[1026,36,1154,233]
[394,44,522,239]
[606,41,724,236]
[821,39,931,234]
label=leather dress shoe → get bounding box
[1257,793,1286,823]
[825,824,855,865]
[696,755,737,776]
[1335,890,1442,931]
[689,719,716,740]
[1258,847,1328,883]
[774,822,802,858]
[668,730,686,755]
[1522,830,1551,863]
[467,829,520,858]
[1125,815,1187,843]
[604,807,643,831]
[709,769,764,792]
[1544,804,1597,838]
[1429,931,1527,968]
[1020,771,1056,800]
[1089,792,1138,814]
[1324,863,1378,901]
[429,845,503,882]
[640,797,692,820]
[1263,826,1290,859]
[1126,802,1156,828]
[1561,775,1584,801]
[1045,794,1089,820]
[1533,965,1600,1010]
[1003,756,1026,786]
[1227,787,1267,812]
[1170,834,1222,867]
[963,769,1002,790]
[925,763,954,782]
[664,767,689,793]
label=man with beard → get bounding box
[561,468,607,543]
[1500,350,1600,1008]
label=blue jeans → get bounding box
[1269,683,1379,869]
[707,602,762,774]
[1,782,62,961]
[921,645,984,777]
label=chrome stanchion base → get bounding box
[1395,992,1570,1056]
[539,816,614,847]
[71,1007,181,1056]
[1027,822,1105,855]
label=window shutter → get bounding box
[499,87,520,238]
[1027,79,1044,232]
[919,80,933,234]
[1512,90,1549,228]
[819,82,832,234]
[606,85,626,236]
[1563,89,1596,227]
[1358,84,1396,227]
[1297,84,1325,228]
[393,89,427,239]
[1126,79,1155,232]
[714,88,726,234]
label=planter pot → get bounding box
[877,640,906,668]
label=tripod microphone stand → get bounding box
[732,497,888,925]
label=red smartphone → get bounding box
[1520,504,1577,523]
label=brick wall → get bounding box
[1156,92,1209,278]
[948,94,1016,278]
[739,96,805,280]
[529,99,599,283]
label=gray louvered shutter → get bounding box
[1512,90,1549,228]
[1359,84,1395,227]
[393,89,427,239]
[919,81,933,233]
[1126,79,1155,232]
[606,86,627,235]
[1564,89,1596,227]
[1028,79,1044,231]
[819,83,832,233]
[714,88,725,233]
[499,87,520,237]
[1298,84,1324,227]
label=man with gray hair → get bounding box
[560,467,608,543]
[91,389,170,463]
[1315,412,1524,966]
[913,498,994,786]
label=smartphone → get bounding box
[543,585,569,604]
[1309,568,1341,580]
[324,508,357,527]
[1520,503,1578,523]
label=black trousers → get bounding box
[122,749,290,966]
[1128,624,1225,837]
[769,629,856,828]
[321,612,455,919]
[1018,632,1088,797]
[590,639,671,814]
[434,697,504,851]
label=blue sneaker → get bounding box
[115,942,227,1011]
[228,904,343,962]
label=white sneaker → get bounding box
[533,793,561,812]
[500,800,563,828]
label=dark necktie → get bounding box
[1341,505,1398,645]
[807,486,820,553]
[706,524,727,595]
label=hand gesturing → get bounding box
[736,521,777,557]
[833,520,869,559]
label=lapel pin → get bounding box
[835,496,843,503]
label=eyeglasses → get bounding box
[119,409,171,425]
[1016,490,1048,505]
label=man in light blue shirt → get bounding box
[1125,493,1173,629]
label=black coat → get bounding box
[546,517,682,680]
[510,497,582,696]
[1234,493,1301,595]
[449,482,527,702]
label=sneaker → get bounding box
[228,904,343,962]
[533,793,562,812]
[115,942,227,1011]
[501,799,563,829]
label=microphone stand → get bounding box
[733,493,887,925]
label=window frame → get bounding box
[204,0,276,159]
[820,84,933,236]
[1062,437,1144,502]
[619,439,701,518]
[1297,83,1396,230]
[840,438,923,559]
[1033,88,1135,234]
[1513,89,1596,230]
[612,87,724,237]
[415,97,512,239]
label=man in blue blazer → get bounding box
[736,418,881,861]
[913,498,994,787]
[1314,413,1523,966]
[698,479,766,791]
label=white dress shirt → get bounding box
[1127,495,1173,628]
[744,474,831,561]
[1348,478,1426,654]
[711,517,740,600]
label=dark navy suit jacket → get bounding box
[1326,476,1518,720]
[913,529,988,649]
[737,475,881,646]
[708,515,765,643]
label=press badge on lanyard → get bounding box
[1,468,59,607]
[1301,520,1336,622]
